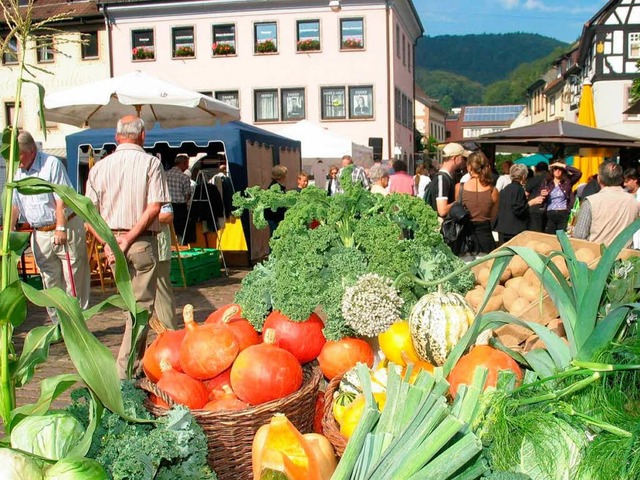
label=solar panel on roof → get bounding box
[463,105,524,122]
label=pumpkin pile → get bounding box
[142,304,327,410]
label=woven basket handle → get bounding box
[137,377,177,408]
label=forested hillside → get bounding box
[415,33,571,110]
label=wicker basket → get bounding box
[138,362,322,480]
[321,375,348,456]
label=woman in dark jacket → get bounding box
[540,161,582,234]
[493,164,544,245]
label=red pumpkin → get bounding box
[203,385,249,411]
[204,368,232,401]
[317,338,374,380]
[448,345,523,398]
[205,303,243,324]
[155,359,209,410]
[263,311,326,364]
[142,329,186,383]
[230,329,303,405]
[180,305,239,380]
[205,304,260,352]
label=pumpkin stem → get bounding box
[159,358,173,373]
[221,384,234,395]
[263,328,277,345]
[222,306,240,323]
[183,304,196,330]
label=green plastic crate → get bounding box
[170,248,221,286]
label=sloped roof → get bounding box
[11,0,100,21]
[477,120,639,148]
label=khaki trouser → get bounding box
[31,215,90,321]
[114,235,158,379]
[154,259,177,330]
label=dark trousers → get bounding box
[545,209,570,235]
[528,208,546,233]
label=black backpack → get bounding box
[423,173,443,211]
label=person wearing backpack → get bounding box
[424,142,471,218]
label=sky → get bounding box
[413,0,605,43]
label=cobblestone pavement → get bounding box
[13,267,249,411]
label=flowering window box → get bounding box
[174,46,195,58]
[297,39,320,52]
[255,39,277,54]
[212,43,236,56]
[341,38,364,50]
[132,47,155,60]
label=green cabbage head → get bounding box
[0,448,44,480]
[10,413,84,461]
[44,457,108,480]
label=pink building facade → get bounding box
[100,0,423,165]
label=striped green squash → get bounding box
[408,289,475,366]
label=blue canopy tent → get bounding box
[66,121,301,263]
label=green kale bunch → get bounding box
[66,382,216,480]
[233,176,473,340]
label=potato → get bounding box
[465,288,485,310]
[508,297,531,316]
[499,267,512,284]
[476,267,491,288]
[484,293,503,312]
[509,256,528,277]
[493,284,505,295]
[535,242,554,256]
[522,268,541,288]
[524,240,540,251]
[575,247,597,264]
[520,281,542,303]
[502,287,521,312]
[551,255,569,278]
[505,276,525,290]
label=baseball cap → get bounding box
[442,143,472,158]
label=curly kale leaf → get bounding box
[66,382,216,480]
[232,184,299,229]
[234,259,276,330]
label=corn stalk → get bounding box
[0,0,140,435]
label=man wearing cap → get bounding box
[426,142,471,218]
[86,115,170,378]
[11,131,91,321]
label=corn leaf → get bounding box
[21,79,46,137]
[20,283,126,418]
[12,324,57,388]
[9,373,81,430]
[0,280,26,328]
[66,387,103,458]
[11,177,147,378]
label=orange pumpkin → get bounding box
[180,305,239,380]
[203,368,232,401]
[154,359,209,410]
[205,303,260,352]
[447,345,523,397]
[317,338,374,380]
[230,329,303,405]
[203,385,249,411]
[142,329,186,383]
[252,414,335,480]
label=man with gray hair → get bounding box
[86,115,170,378]
[573,162,639,247]
[11,131,90,321]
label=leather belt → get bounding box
[112,229,158,237]
[34,213,76,232]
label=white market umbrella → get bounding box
[44,70,240,128]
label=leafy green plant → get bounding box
[132,46,154,60]
[0,0,148,439]
[173,46,194,57]
[255,39,276,53]
[297,39,320,51]
[232,175,474,340]
[212,42,235,55]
